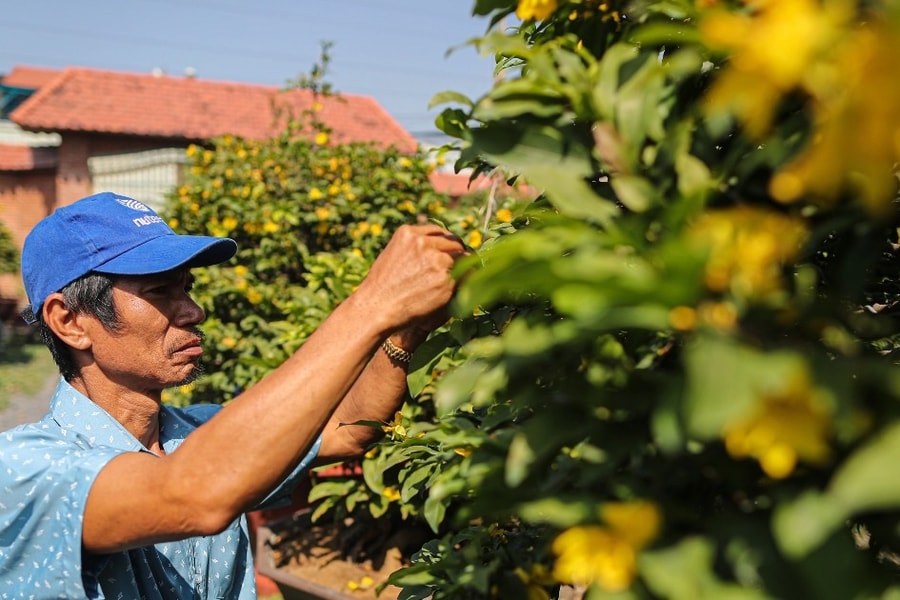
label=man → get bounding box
[0,191,465,598]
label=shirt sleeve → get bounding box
[0,426,124,598]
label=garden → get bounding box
[163,0,900,598]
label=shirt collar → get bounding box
[49,377,151,453]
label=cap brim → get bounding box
[93,234,237,275]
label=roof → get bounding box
[1,66,61,89]
[428,171,494,197]
[9,66,417,152]
[0,143,57,171]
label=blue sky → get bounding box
[0,1,498,137]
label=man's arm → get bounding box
[81,224,464,553]
[316,324,432,461]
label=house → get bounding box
[0,64,481,306]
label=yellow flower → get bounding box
[496,208,514,223]
[398,200,417,214]
[552,526,638,591]
[315,206,331,220]
[309,187,323,200]
[233,265,248,276]
[263,221,279,233]
[221,337,237,349]
[467,230,483,249]
[382,486,401,502]
[246,289,263,305]
[723,371,832,478]
[668,306,696,331]
[552,501,661,592]
[312,101,323,112]
[600,501,662,549]
[689,207,808,301]
[398,157,412,168]
[514,564,554,600]
[770,20,900,214]
[371,223,383,236]
[168,218,180,230]
[315,131,329,145]
[516,0,558,21]
[221,215,238,232]
[700,0,852,137]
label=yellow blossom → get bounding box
[371,223,383,236]
[221,215,238,232]
[309,188,323,200]
[699,0,852,137]
[315,131,329,145]
[516,0,558,21]
[668,306,696,331]
[467,230,483,249]
[315,207,331,220]
[496,208,513,223]
[168,218,180,230]
[246,289,263,305]
[689,207,808,300]
[398,157,412,168]
[351,248,363,258]
[697,301,738,331]
[514,564,554,600]
[263,221,279,233]
[382,486,401,502]
[723,371,832,478]
[600,501,662,549]
[770,20,900,214]
[553,501,661,592]
[233,265,248,276]
[552,526,638,591]
[222,337,237,349]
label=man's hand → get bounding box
[354,224,467,335]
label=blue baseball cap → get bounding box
[21,191,237,324]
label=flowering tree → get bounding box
[339,0,900,598]
[0,222,17,276]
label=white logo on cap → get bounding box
[115,197,152,212]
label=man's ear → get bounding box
[42,293,92,350]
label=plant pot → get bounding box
[255,508,411,600]
[256,524,357,600]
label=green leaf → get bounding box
[641,537,770,600]
[469,123,618,223]
[424,494,448,533]
[829,421,900,514]
[429,90,475,109]
[772,491,847,559]
[610,175,658,212]
[684,336,808,439]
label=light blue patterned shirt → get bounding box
[0,378,320,599]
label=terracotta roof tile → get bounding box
[428,171,493,197]
[1,65,62,89]
[10,66,417,152]
[0,143,58,171]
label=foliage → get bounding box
[0,221,18,275]
[356,0,900,599]
[167,5,900,597]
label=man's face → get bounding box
[85,269,207,391]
